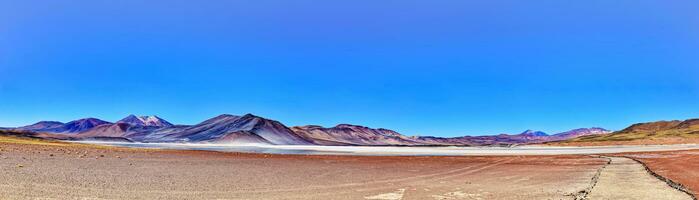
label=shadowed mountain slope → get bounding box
[18,121,65,131]
[291,124,424,146]
[144,114,311,145]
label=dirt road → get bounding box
[620,150,699,198]
[586,157,692,200]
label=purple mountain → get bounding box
[18,118,111,133]
[142,114,312,145]
[18,121,65,131]
[292,124,423,146]
[518,130,549,137]
[549,128,610,140]
[56,118,112,133]
[416,128,609,146]
[8,114,611,146]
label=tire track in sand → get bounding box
[339,158,517,199]
[241,157,515,199]
[256,157,515,196]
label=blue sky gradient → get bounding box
[1,0,698,136]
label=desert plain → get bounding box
[0,136,697,200]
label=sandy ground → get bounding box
[619,150,699,197]
[2,137,697,200]
[587,157,692,200]
[0,141,608,200]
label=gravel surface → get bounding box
[0,142,606,200]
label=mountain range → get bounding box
[6,114,611,146]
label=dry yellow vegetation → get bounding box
[554,119,699,145]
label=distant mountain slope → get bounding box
[76,122,161,138]
[10,113,615,146]
[77,123,133,138]
[209,131,272,144]
[146,114,311,145]
[520,130,549,137]
[619,120,683,134]
[675,119,699,129]
[117,115,173,127]
[125,125,190,141]
[558,119,699,145]
[293,126,609,146]
[18,118,111,133]
[416,131,545,146]
[291,124,424,146]
[548,128,611,141]
[18,121,65,131]
[417,128,609,146]
[60,118,112,133]
[70,115,178,140]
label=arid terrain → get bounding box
[1,136,697,200]
[617,149,699,197]
[4,0,697,198]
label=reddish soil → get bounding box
[0,141,607,200]
[616,150,699,197]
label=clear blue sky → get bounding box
[1,1,698,136]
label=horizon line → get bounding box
[0,112,641,137]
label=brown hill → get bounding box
[555,119,699,145]
[675,119,699,129]
[617,120,683,134]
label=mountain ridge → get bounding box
[18,118,111,133]
[7,114,612,146]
